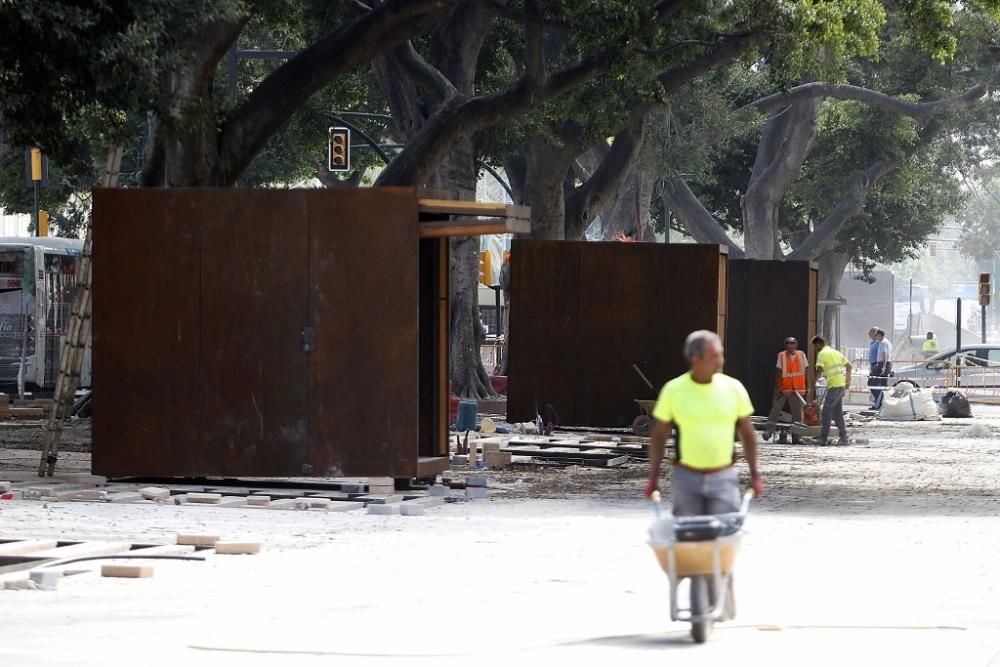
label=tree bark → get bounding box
[662,178,745,256]
[741,98,822,259]
[567,119,646,241]
[598,161,657,241]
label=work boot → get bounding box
[836,437,850,446]
[762,430,772,441]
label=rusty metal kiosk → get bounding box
[91,188,527,479]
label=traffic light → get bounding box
[479,250,492,285]
[980,272,991,307]
[328,127,351,172]
[37,210,48,236]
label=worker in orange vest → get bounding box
[763,337,810,443]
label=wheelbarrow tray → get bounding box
[650,534,742,578]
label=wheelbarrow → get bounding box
[648,490,753,643]
[631,364,659,436]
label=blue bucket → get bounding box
[455,400,478,432]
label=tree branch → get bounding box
[655,0,691,21]
[564,116,645,240]
[394,40,458,100]
[663,178,745,257]
[219,0,456,184]
[524,0,545,87]
[656,31,761,95]
[749,83,987,122]
[375,54,607,186]
[788,158,901,261]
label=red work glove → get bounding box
[644,476,660,498]
[750,473,764,498]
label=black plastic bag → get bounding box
[940,390,972,418]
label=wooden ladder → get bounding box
[38,145,122,477]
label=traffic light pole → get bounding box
[982,304,987,344]
[32,180,39,237]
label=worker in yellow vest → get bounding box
[921,332,940,359]
[763,337,809,442]
[810,335,852,446]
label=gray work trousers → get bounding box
[671,465,741,517]
[765,391,805,432]
[671,464,740,620]
[820,386,848,441]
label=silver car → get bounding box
[892,345,1000,388]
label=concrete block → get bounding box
[214,541,261,555]
[267,499,298,510]
[429,484,449,497]
[465,487,488,499]
[246,495,271,507]
[186,492,223,504]
[68,489,108,501]
[29,570,60,590]
[106,491,144,503]
[339,483,366,494]
[5,579,33,590]
[327,502,365,513]
[465,476,488,488]
[139,486,171,501]
[367,503,401,515]
[0,481,11,493]
[360,494,403,505]
[176,534,219,547]
[485,452,512,468]
[294,499,311,511]
[400,503,425,516]
[451,455,469,465]
[414,496,446,508]
[101,564,154,578]
[482,442,502,455]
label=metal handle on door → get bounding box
[302,326,316,353]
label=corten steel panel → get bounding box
[506,241,582,424]
[726,260,818,417]
[198,191,310,476]
[307,188,420,476]
[92,189,201,477]
[508,242,727,427]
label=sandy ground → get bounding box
[2,409,1000,666]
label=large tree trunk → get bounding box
[741,99,821,259]
[599,162,657,241]
[523,137,574,240]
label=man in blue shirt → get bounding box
[866,326,882,407]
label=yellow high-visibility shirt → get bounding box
[922,339,941,354]
[652,372,753,470]
[816,346,849,388]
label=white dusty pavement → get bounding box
[2,408,1000,666]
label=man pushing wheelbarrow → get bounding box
[644,330,763,642]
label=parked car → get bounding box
[892,345,1000,388]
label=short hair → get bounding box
[684,330,721,360]
[876,329,886,337]
[927,331,934,337]
[811,335,826,346]
[868,326,878,333]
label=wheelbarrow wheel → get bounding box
[632,414,653,437]
[690,576,711,643]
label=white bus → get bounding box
[0,237,91,394]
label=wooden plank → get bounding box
[416,456,449,477]
[125,544,196,557]
[417,199,530,219]
[31,541,132,560]
[418,218,530,239]
[0,540,58,556]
